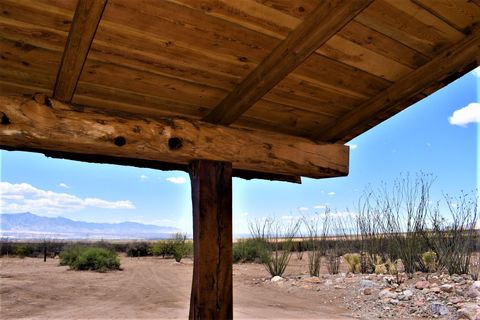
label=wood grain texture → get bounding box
[355,0,463,57]
[189,160,233,320]
[53,0,106,102]
[412,0,480,31]
[315,27,480,143]
[202,0,373,125]
[0,94,349,178]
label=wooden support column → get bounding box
[189,160,233,320]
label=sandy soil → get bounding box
[0,256,350,319]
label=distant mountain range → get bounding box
[0,212,181,240]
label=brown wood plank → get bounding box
[254,0,318,20]
[78,60,228,109]
[189,159,232,320]
[338,20,430,69]
[202,0,373,125]
[0,0,76,33]
[293,54,392,100]
[318,35,413,81]
[0,94,349,178]
[412,0,480,31]
[53,0,106,102]
[355,0,463,57]
[315,27,480,143]
[102,0,278,67]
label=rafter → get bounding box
[315,27,480,143]
[53,0,107,103]
[202,0,373,125]
[0,94,349,179]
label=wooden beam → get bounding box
[0,146,301,183]
[202,0,373,125]
[315,27,480,143]
[53,0,107,102]
[0,94,348,179]
[189,160,233,319]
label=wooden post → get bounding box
[189,160,233,319]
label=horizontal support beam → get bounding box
[315,26,480,143]
[53,0,107,102]
[202,0,373,125]
[0,94,348,179]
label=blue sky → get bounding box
[1,67,479,235]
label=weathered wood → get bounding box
[0,94,348,178]
[189,160,233,320]
[53,0,107,102]
[202,0,373,125]
[315,27,480,143]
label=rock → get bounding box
[430,286,441,293]
[324,279,333,286]
[334,285,346,289]
[379,289,398,299]
[467,289,479,298]
[457,303,480,320]
[398,289,413,301]
[431,302,449,315]
[440,284,454,293]
[389,299,399,305]
[271,276,284,282]
[471,281,480,290]
[415,280,430,289]
[305,276,321,283]
[335,277,344,284]
[302,285,312,290]
[359,279,374,289]
[363,288,372,295]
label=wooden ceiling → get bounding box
[0,0,479,179]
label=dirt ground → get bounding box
[0,256,350,319]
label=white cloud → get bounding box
[327,191,336,196]
[448,102,480,126]
[346,143,358,150]
[166,177,187,184]
[59,183,69,189]
[314,204,326,209]
[298,207,309,211]
[139,175,148,181]
[0,182,135,215]
[471,66,480,78]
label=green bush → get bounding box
[59,246,120,272]
[15,245,28,258]
[233,238,268,263]
[344,253,360,273]
[149,241,175,258]
[126,242,151,257]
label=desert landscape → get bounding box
[1,254,479,320]
[1,255,351,319]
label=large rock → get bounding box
[271,276,284,282]
[440,284,454,293]
[379,289,398,299]
[415,280,430,289]
[358,279,374,289]
[456,302,480,320]
[431,302,449,316]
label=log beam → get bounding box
[314,26,480,143]
[0,94,349,179]
[53,0,107,102]
[189,160,233,319]
[202,0,373,125]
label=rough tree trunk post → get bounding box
[189,160,233,319]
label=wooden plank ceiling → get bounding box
[0,0,479,158]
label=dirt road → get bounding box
[0,256,350,319]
